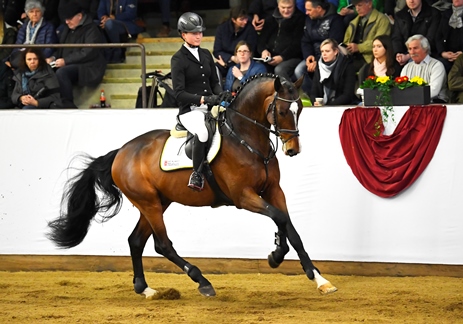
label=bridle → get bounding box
[220,89,300,195]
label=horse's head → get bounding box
[226,74,303,157]
[266,76,303,156]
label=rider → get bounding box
[171,12,224,191]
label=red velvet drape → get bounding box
[339,105,447,198]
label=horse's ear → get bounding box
[274,76,282,92]
[294,75,304,89]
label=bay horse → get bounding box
[47,74,337,298]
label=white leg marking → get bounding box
[141,287,158,299]
[312,269,329,288]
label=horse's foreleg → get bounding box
[243,187,337,295]
[128,216,158,299]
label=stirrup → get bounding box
[188,171,204,191]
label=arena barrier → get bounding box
[1,107,462,273]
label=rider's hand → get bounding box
[204,95,219,106]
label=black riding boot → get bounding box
[188,136,206,191]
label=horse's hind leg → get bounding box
[139,204,216,297]
[128,216,158,299]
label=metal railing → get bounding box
[0,43,148,108]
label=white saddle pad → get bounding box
[160,129,221,171]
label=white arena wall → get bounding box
[0,107,462,267]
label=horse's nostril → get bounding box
[287,149,297,157]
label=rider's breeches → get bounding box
[178,109,208,142]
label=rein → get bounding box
[220,91,300,195]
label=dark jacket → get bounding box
[0,62,15,108]
[301,4,345,61]
[257,8,305,60]
[97,0,143,36]
[11,64,62,108]
[171,45,222,115]
[8,19,58,68]
[248,0,277,19]
[224,60,267,92]
[213,19,258,63]
[391,2,440,56]
[435,8,463,55]
[1,0,25,27]
[0,25,17,62]
[54,14,107,87]
[311,54,357,105]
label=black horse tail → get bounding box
[47,149,122,248]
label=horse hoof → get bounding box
[141,287,159,299]
[267,252,281,269]
[198,285,216,297]
[318,282,338,295]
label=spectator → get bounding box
[295,0,345,94]
[51,1,107,108]
[0,62,15,108]
[214,6,258,80]
[58,0,99,23]
[2,0,26,28]
[97,0,142,63]
[6,0,58,69]
[338,0,385,26]
[393,0,441,66]
[257,0,305,81]
[171,12,223,191]
[248,0,277,31]
[19,0,60,28]
[342,0,391,73]
[448,52,463,102]
[156,0,171,37]
[358,34,401,83]
[401,34,448,102]
[435,0,463,73]
[310,38,357,105]
[0,10,18,62]
[11,48,62,108]
[223,40,267,92]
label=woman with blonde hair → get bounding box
[310,38,357,105]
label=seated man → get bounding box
[257,0,305,81]
[401,34,449,103]
[97,0,143,63]
[342,0,391,73]
[50,2,107,108]
[392,0,441,66]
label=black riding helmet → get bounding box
[177,12,206,34]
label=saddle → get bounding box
[160,107,224,172]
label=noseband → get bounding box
[266,92,300,143]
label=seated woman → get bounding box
[5,0,58,69]
[358,35,401,84]
[310,38,356,106]
[11,48,63,109]
[214,6,258,79]
[223,41,266,93]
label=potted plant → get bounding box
[360,75,430,123]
